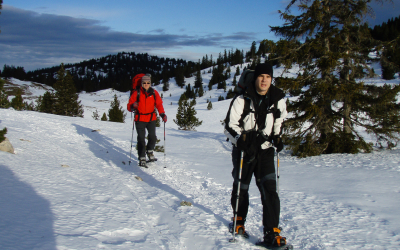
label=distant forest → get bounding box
[370,15,400,41]
[0,49,245,93]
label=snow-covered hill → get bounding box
[1,63,400,249]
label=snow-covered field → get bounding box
[1,63,400,249]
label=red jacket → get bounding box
[127,87,165,122]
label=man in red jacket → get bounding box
[127,74,167,167]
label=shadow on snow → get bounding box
[72,124,230,226]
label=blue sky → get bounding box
[1,0,400,71]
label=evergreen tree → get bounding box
[178,93,188,104]
[175,66,185,87]
[271,0,400,157]
[208,79,213,91]
[101,112,108,121]
[233,76,237,86]
[247,41,257,62]
[198,84,204,97]
[380,36,400,80]
[226,88,235,99]
[235,66,240,77]
[0,127,6,144]
[174,97,202,130]
[162,80,170,91]
[10,89,24,110]
[194,70,203,88]
[217,80,227,90]
[53,64,84,117]
[37,91,55,114]
[0,78,10,108]
[207,101,213,110]
[108,94,126,123]
[210,64,225,89]
[184,84,196,99]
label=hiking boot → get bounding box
[229,216,249,238]
[138,157,147,167]
[146,150,156,162]
[258,227,287,247]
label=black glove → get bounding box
[160,113,167,123]
[236,131,257,157]
[273,135,284,152]
[236,134,247,151]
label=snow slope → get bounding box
[1,63,400,249]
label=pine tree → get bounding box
[217,80,226,90]
[226,89,235,99]
[37,91,55,114]
[194,70,203,88]
[184,84,196,99]
[380,37,400,80]
[198,84,204,97]
[235,66,240,77]
[233,76,237,86]
[10,89,24,110]
[53,64,84,117]
[108,94,126,123]
[0,78,10,108]
[101,112,108,121]
[247,41,257,62]
[271,0,400,157]
[175,66,185,88]
[0,127,6,144]
[162,78,169,91]
[207,101,213,110]
[174,96,202,130]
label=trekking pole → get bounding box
[277,152,280,196]
[230,134,246,243]
[129,117,135,165]
[164,121,166,168]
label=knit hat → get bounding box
[141,74,151,83]
[254,63,273,78]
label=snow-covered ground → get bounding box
[1,63,400,249]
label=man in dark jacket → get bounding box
[224,63,288,247]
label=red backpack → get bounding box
[130,73,145,97]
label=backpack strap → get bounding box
[262,99,281,139]
[238,96,253,128]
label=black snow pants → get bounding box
[231,145,280,233]
[136,120,157,158]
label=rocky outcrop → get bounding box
[0,138,14,154]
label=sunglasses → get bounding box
[142,81,151,85]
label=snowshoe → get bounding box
[229,216,249,238]
[138,157,147,168]
[146,150,157,162]
[255,228,293,249]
